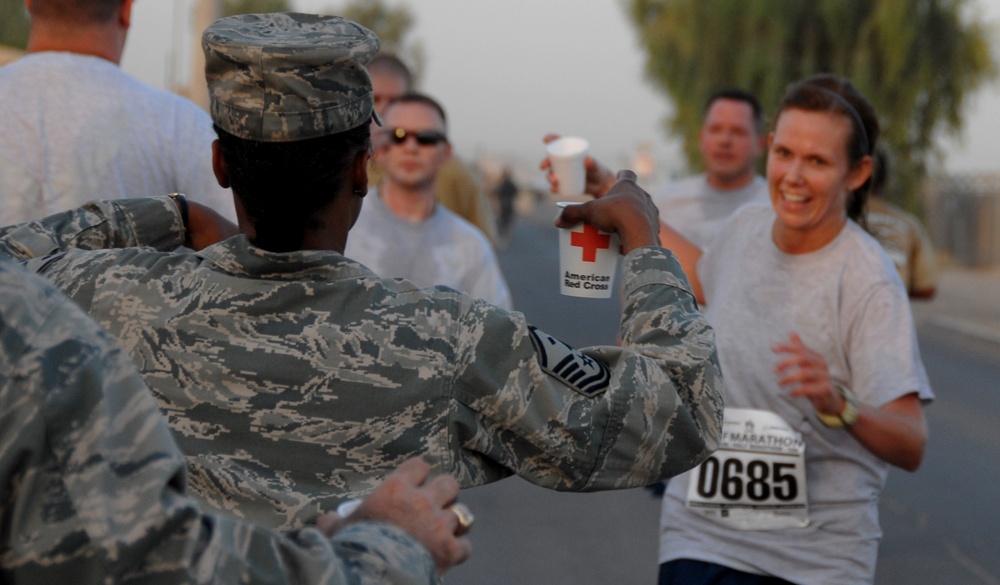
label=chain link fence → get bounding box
[922,174,1000,267]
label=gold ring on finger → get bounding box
[449,503,475,536]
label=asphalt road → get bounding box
[445,199,1000,585]
[877,324,1000,585]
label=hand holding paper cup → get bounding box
[546,136,589,197]
[557,202,619,299]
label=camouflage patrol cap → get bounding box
[203,12,381,142]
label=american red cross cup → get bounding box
[556,203,620,299]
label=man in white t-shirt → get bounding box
[0,0,233,225]
[346,92,512,310]
[652,88,769,250]
[545,88,767,251]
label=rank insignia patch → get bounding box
[528,326,611,397]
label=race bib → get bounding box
[685,408,809,530]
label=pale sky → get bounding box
[122,0,1000,179]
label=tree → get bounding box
[227,0,425,83]
[222,0,290,16]
[625,0,996,210]
[0,0,29,50]
[338,0,425,85]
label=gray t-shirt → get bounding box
[347,190,512,310]
[0,52,233,224]
[651,174,768,249]
[658,205,933,584]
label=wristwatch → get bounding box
[167,193,191,246]
[816,383,860,429]
[167,193,189,227]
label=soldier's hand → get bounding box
[322,457,472,576]
[556,169,661,254]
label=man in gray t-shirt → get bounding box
[348,92,511,309]
[651,88,768,250]
[551,88,767,251]
[0,0,233,225]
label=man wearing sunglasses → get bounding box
[367,55,499,247]
[347,92,513,310]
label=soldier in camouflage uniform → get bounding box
[0,12,724,531]
[0,257,471,583]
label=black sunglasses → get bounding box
[388,127,448,146]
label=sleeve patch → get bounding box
[528,326,610,397]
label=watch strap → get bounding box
[817,383,859,429]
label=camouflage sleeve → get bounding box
[0,196,184,261]
[0,261,436,585]
[451,246,724,491]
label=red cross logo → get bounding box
[570,224,611,262]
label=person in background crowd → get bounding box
[652,88,769,249]
[367,53,499,246]
[346,92,512,309]
[0,0,233,224]
[546,88,768,252]
[494,167,519,244]
[867,147,939,299]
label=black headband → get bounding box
[815,87,871,156]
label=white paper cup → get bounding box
[546,136,589,196]
[556,203,619,299]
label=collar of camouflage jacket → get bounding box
[197,235,375,282]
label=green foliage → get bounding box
[625,0,997,211]
[221,0,425,84]
[341,0,412,53]
[0,0,29,50]
[337,0,425,85]
[222,0,290,17]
